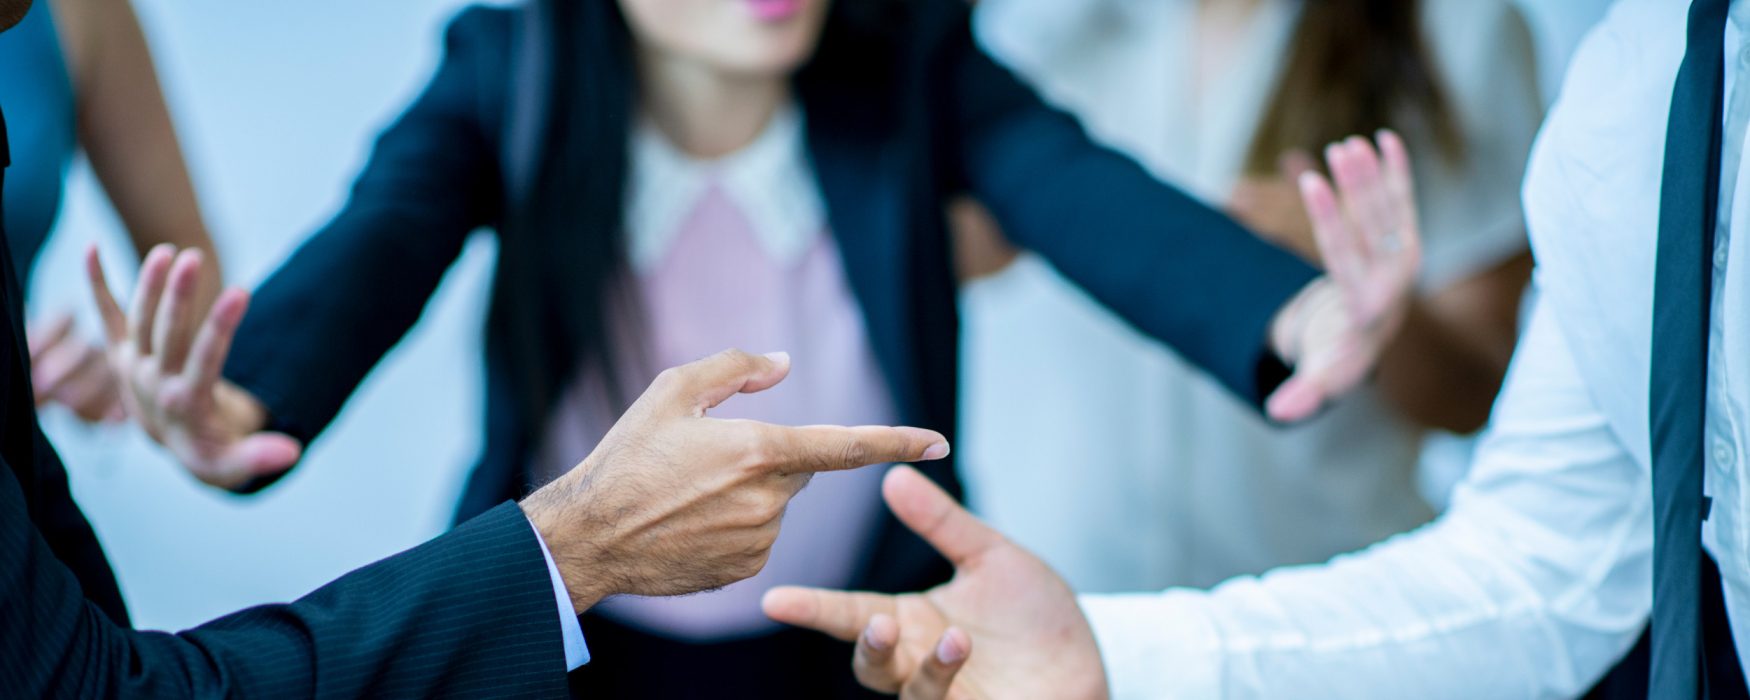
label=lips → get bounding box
[745,0,804,22]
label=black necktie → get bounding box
[1651,0,1736,697]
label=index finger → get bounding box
[651,349,792,416]
[762,586,898,642]
[762,424,949,476]
[1299,170,1363,290]
[28,314,75,362]
[84,246,127,345]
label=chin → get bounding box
[719,31,821,77]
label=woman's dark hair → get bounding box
[1242,0,1463,176]
[491,0,908,437]
[490,0,637,436]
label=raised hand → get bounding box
[86,244,302,489]
[1265,130,1422,422]
[763,466,1106,700]
[521,350,951,611]
[29,313,125,422]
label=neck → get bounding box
[639,51,789,159]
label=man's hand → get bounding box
[763,466,1105,700]
[29,313,125,423]
[520,350,951,612]
[1266,131,1422,422]
[87,244,301,490]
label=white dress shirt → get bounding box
[964,0,1542,593]
[1081,0,1750,695]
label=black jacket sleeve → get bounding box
[0,456,569,698]
[939,11,1316,409]
[223,8,509,447]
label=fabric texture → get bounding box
[1647,0,1742,695]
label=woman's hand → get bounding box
[86,244,302,490]
[1265,131,1422,422]
[764,466,1107,700]
[29,313,125,423]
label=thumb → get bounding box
[222,432,304,478]
[656,349,792,415]
[1266,373,1326,423]
[883,465,1003,566]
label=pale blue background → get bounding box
[26,0,1613,633]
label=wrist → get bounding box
[520,486,612,612]
[1270,277,1332,362]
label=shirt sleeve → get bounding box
[529,520,590,670]
[1081,292,1651,698]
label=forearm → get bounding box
[65,0,223,307]
[1082,513,1642,699]
[1083,299,1647,698]
[8,499,569,697]
[1374,298,1513,433]
[1376,253,1534,433]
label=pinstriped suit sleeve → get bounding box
[0,454,571,698]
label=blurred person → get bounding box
[1513,0,1616,104]
[768,0,1750,696]
[956,0,1542,593]
[90,0,1419,696]
[0,0,222,423]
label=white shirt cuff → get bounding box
[1080,591,1220,699]
[529,519,590,670]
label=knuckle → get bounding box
[755,489,787,522]
[720,347,752,364]
[837,439,870,469]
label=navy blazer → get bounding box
[0,107,572,698]
[224,2,1318,596]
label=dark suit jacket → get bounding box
[222,2,1318,597]
[0,104,570,697]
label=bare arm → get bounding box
[1374,251,1532,433]
[55,0,220,303]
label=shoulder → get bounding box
[439,4,517,62]
[1519,0,1684,465]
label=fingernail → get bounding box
[935,633,967,665]
[921,442,950,460]
[863,625,890,652]
[762,351,791,365]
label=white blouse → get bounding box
[960,0,1544,592]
